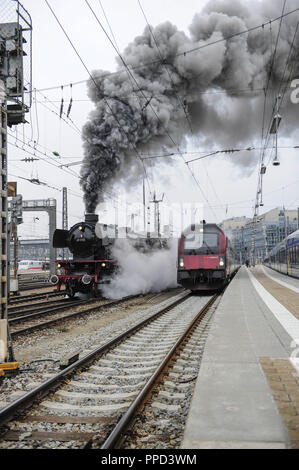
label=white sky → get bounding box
[6,0,299,239]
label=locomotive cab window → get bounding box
[184,232,219,254]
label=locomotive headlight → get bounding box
[219,257,224,267]
[57,263,61,269]
[179,258,184,268]
[101,263,106,268]
[78,226,83,231]
[82,274,91,285]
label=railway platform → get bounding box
[182,265,299,449]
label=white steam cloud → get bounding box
[102,239,178,299]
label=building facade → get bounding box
[221,208,299,265]
[10,239,50,263]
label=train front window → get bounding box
[184,232,219,254]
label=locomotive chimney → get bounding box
[85,213,99,226]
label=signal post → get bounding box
[0,1,32,372]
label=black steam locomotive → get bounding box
[50,213,116,298]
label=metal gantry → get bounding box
[150,192,164,238]
[8,198,57,274]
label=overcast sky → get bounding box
[6,0,299,239]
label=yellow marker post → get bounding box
[0,362,20,371]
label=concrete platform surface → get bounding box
[262,265,299,293]
[182,266,297,449]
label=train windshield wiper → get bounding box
[203,240,214,254]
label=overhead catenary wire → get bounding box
[45,0,153,199]
[86,0,145,115]
[20,4,299,220]
[92,0,214,218]
[251,0,291,262]
[8,131,81,162]
[26,86,280,101]
[8,172,63,192]
[7,132,81,179]
[7,135,121,205]
[16,2,298,227]
[137,0,194,135]
[11,95,95,187]
[84,1,299,223]
[36,89,85,139]
[255,16,299,211]
[254,2,287,214]
[262,20,299,150]
[7,129,123,204]
[25,6,299,94]
[141,145,299,162]
[83,0,218,220]
[52,143,299,172]
[257,3,296,172]
[84,0,157,193]
[137,0,227,220]
[97,0,120,52]
[8,84,95,185]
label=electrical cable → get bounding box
[254,19,299,212]
[45,0,153,200]
[84,0,217,220]
[26,6,299,94]
[254,2,287,205]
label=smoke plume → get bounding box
[102,239,178,299]
[80,0,299,212]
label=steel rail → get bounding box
[0,292,190,428]
[8,297,79,316]
[9,294,141,338]
[9,291,64,305]
[19,283,50,291]
[8,298,91,322]
[100,293,218,449]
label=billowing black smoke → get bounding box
[80,0,299,212]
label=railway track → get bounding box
[9,287,181,307]
[8,297,78,318]
[0,292,218,449]
[19,284,51,292]
[9,295,142,338]
[9,291,64,305]
[19,283,51,292]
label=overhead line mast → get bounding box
[0,0,33,366]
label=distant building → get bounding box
[220,208,299,264]
[220,216,251,232]
[219,216,251,263]
[10,238,70,263]
[10,239,50,262]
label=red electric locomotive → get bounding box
[177,222,240,291]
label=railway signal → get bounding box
[11,194,23,225]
